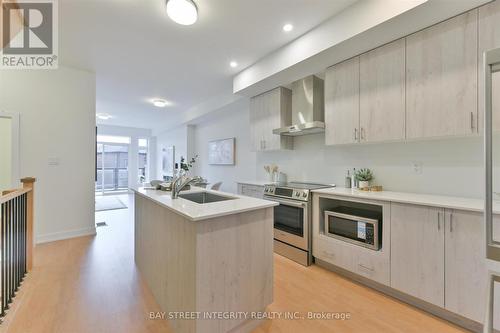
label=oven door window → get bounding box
[274,204,304,237]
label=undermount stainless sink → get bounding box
[178,191,236,204]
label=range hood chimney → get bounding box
[273,75,325,136]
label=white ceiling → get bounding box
[59,0,357,131]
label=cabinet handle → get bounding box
[354,128,358,141]
[361,128,365,141]
[449,212,453,232]
[437,211,441,231]
[471,112,474,131]
[358,263,374,272]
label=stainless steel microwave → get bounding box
[324,207,381,250]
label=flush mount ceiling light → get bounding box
[283,23,293,32]
[230,61,238,68]
[152,99,169,107]
[96,113,112,120]
[166,0,198,25]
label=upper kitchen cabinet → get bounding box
[406,10,478,140]
[325,56,360,145]
[249,87,293,151]
[359,39,406,143]
[479,1,500,132]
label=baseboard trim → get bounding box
[315,258,482,333]
[36,226,97,244]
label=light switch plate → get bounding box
[48,157,60,166]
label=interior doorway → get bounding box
[0,112,20,193]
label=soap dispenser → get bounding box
[351,168,357,189]
[345,170,352,188]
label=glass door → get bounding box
[103,144,128,193]
[95,142,129,194]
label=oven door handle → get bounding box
[264,196,307,208]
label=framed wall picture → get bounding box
[208,138,235,165]
[162,146,175,177]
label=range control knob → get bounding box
[302,192,308,198]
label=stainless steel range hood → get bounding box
[273,75,325,136]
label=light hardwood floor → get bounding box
[0,194,468,333]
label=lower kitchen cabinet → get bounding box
[237,183,264,199]
[390,203,445,307]
[313,235,390,285]
[445,209,500,326]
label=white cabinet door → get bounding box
[360,39,405,143]
[263,88,292,151]
[445,210,500,326]
[249,88,292,151]
[479,1,500,132]
[406,10,478,139]
[391,203,445,306]
[249,96,263,152]
[325,57,360,145]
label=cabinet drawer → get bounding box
[313,236,355,272]
[314,234,390,286]
[354,249,390,285]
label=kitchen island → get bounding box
[132,187,278,333]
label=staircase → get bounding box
[0,178,35,320]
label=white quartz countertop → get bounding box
[237,180,275,186]
[131,186,278,222]
[312,187,500,214]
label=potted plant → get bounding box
[355,168,373,189]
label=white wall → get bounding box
[155,125,196,180]
[97,125,153,185]
[0,117,12,192]
[190,99,487,198]
[193,99,256,193]
[0,67,97,243]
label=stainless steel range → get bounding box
[263,182,334,266]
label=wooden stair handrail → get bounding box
[0,188,31,204]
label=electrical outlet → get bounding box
[48,157,60,166]
[412,161,423,175]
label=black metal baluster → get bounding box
[9,198,13,302]
[3,200,7,313]
[6,200,10,307]
[1,202,5,316]
[16,196,20,289]
[21,195,25,279]
[9,198,13,303]
[16,196,20,290]
[14,197,17,293]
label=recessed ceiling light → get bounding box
[230,61,238,68]
[152,99,169,108]
[166,0,198,26]
[96,113,112,120]
[283,23,293,32]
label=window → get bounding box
[138,139,148,183]
[96,135,131,144]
